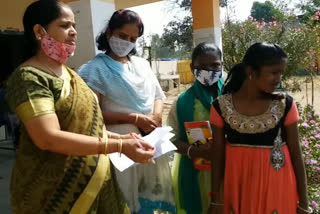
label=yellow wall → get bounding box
[1,0,220,32]
[0,0,80,31]
[191,0,220,30]
[115,0,162,9]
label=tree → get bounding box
[250,1,277,22]
[156,0,230,59]
[299,0,320,14]
[220,0,228,7]
[177,0,191,10]
[162,16,193,59]
[223,3,320,93]
[150,34,175,59]
[161,0,193,59]
[298,0,320,22]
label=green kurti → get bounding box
[7,66,129,214]
[167,99,211,214]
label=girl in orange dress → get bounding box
[208,42,310,214]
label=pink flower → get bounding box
[305,159,318,165]
[302,140,309,148]
[310,160,318,164]
[301,122,310,128]
[315,134,320,139]
[310,120,316,124]
[312,201,318,210]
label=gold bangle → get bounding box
[135,114,139,124]
[297,205,312,213]
[118,138,123,157]
[98,137,104,154]
[104,135,108,155]
[109,132,121,139]
[187,145,193,158]
[210,202,224,206]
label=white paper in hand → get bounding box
[109,126,177,172]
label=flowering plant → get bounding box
[298,103,320,213]
[222,13,320,92]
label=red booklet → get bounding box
[184,121,212,171]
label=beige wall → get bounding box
[0,0,34,30]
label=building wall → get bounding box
[151,61,178,76]
[0,0,34,30]
[68,0,116,69]
[0,0,79,30]
[67,0,96,70]
[90,0,115,55]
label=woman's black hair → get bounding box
[23,0,66,60]
[191,42,222,66]
[96,9,144,55]
[223,42,287,94]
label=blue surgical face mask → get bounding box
[194,69,222,86]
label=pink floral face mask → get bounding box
[41,33,76,64]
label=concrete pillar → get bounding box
[67,0,115,69]
[191,0,222,49]
[66,0,96,69]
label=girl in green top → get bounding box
[167,42,224,214]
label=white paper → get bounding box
[188,128,205,142]
[109,126,177,172]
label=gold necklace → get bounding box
[36,59,65,79]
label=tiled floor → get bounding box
[0,143,14,213]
